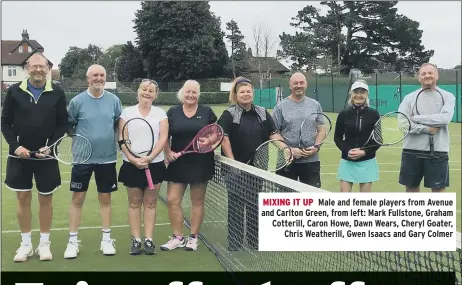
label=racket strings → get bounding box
[373,113,410,145]
[299,114,331,148]
[253,141,291,171]
[55,136,92,164]
[194,125,224,153]
[123,119,154,157]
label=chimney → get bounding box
[21,30,29,40]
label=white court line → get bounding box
[1,220,226,234]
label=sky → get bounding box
[1,1,461,70]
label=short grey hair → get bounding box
[86,64,106,77]
[177,80,201,103]
[26,52,49,67]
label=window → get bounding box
[8,66,16,77]
[28,46,32,53]
[18,46,23,53]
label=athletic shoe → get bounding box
[143,238,156,255]
[13,242,33,262]
[184,235,199,251]
[160,235,186,251]
[100,239,116,255]
[36,241,53,261]
[64,240,81,259]
[129,237,142,255]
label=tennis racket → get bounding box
[360,111,411,149]
[120,117,155,190]
[414,87,445,157]
[173,123,224,158]
[248,139,292,172]
[299,112,332,150]
[13,134,92,165]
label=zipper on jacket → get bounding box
[355,109,359,147]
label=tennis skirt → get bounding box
[337,158,379,183]
[165,153,215,185]
[118,160,166,189]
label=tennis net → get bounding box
[159,154,461,284]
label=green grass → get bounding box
[1,104,461,272]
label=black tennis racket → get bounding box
[120,117,155,190]
[299,112,332,150]
[248,139,292,172]
[12,134,92,165]
[360,111,411,150]
[414,87,445,157]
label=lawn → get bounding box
[1,104,461,272]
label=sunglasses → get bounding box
[142,79,159,90]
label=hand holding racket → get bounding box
[248,139,292,172]
[360,111,411,152]
[13,134,93,165]
[172,123,224,159]
[120,117,156,190]
[412,87,445,157]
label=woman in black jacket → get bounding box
[334,80,381,192]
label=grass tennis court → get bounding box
[1,104,461,271]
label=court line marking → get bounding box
[1,220,227,234]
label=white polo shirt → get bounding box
[119,104,167,163]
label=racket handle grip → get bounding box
[429,135,435,156]
[145,168,155,190]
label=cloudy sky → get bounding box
[2,1,461,69]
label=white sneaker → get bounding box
[13,242,33,262]
[36,241,53,261]
[100,239,116,255]
[160,236,186,251]
[64,240,81,259]
[184,235,199,251]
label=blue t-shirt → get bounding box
[68,90,122,164]
[27,81,45,101]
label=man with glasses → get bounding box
[1,52,68,262]
[63,64,123,259]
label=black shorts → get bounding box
[70,163,118,193]
[276,161,321,188]
[399,150,449,189]
[118,160,166,189]
[165,153,214,185]
[4,157,61,195]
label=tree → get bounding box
[225,19,249,78]
[248,22,278,88]
[277,1,434,74]
[59,44,104,79]
[116,41,146,82]
[133,1,229,80]
[99,44,125,80]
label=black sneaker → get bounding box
[129,237,142,255]
[143,238,156,255]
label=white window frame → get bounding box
[8,66,17,77]
[18,46,23,53]
[28,46,32,53]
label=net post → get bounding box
[315,74,319,102]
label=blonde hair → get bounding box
[177,80,200,103]
[348,79,370,107]
[229,77,252,104]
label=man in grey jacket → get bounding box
[398,63,456,192]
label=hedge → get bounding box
[1,91,229,105]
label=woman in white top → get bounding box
[117,79,168,255]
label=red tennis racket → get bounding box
[173,123,224,159]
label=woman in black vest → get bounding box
[217,77,283,251]
[334,79,381,192]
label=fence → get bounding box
[252,70,462,123]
